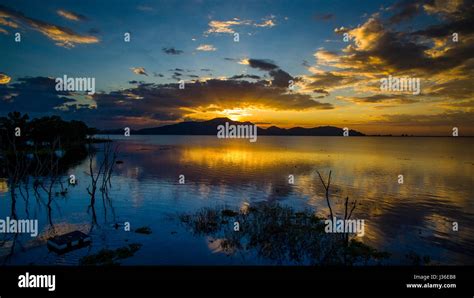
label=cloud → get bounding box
[313,49,339,65]
[239,58,279,70]
[172,72,182,80]
[313,89,329,96]
[205,19,247,34]
[439,99,474,109]
[196,44,217,51]
[0,5,99,48]
[334,26,349,34]
[339,94,419,104]
[412,0,474,38]
[46,76,332,128]
[301,2,474,104]
[234,58,294,88]
[422,0,467,17]
[255,19,276,28]
[205,16,277,35]
[162,47,184,55]
[269,69,294,88]
[301,71,359,92]
[0,16,19,28]
[0,73,11,84]
[130,67,148,76]
[333,3,474,75]
[387,1,422,24]
[377,111,474,128]
[229,74,261,80]
[57,9,87,21]
[0,77,76,113]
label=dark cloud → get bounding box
[162,47,184,55]
[269,69,293,87]
[332,12,474,76]
[242,58,294,87]
[301,1,473,106]
[388,0,423,24]
[74,78,334,128]
[229,74,261,80]
[0,77,76,113]
[306,72,358,89]
[245,59,279,71]
[341,94,419,104]
[171,72,182,80]
[413,18,474,37]
[411,0,474,38]
[129,80,145,84]
[313,89,329,96]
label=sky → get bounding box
[0,0,473,135]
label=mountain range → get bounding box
[101,118,365,136]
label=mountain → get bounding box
[101,118,365,136]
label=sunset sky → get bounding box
[0,0,473,135]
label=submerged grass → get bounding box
[179,203,390,265]
[135,226,152,235]
[79,243,142,266]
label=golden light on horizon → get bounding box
[219,108,252,121]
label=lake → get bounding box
[1,135,473,265]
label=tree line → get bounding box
[0,111,98,151]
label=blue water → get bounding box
[1,135,473,265]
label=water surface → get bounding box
[1,136,473,265]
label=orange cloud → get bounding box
[0,5,98,48]
[0,17,19,28]
[196,44,217,51]
[205,16,277,35]
[0,73,11,84]
[130,67,148,76]
[57,9,86,22]
[206,19,245,34]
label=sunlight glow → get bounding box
[220,108,252,121]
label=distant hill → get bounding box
[100,117,365,136]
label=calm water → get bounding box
[1,136,473,265]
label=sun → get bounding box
[220,108,252,121]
